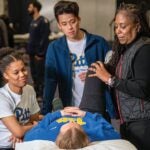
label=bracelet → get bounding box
[106,76,116,87]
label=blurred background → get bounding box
[0,0,149,47]
[0,0,149,127]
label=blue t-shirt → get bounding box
[24,111,120,142]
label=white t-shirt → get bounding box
[0,84,40,148]
[67,34,88,106]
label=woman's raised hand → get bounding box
[88,61,111,83]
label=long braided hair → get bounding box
[106,3,150,75]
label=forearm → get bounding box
[20,124,33,137]
[2,116,34,138]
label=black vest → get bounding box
[117,37,150,122]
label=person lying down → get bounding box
[24,107,120,149]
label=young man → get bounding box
[24,107,120,149]
[27,1,50,98]
[42,0,112,116]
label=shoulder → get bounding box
[136,37,150,54]
[0,85,10,98]
[140,43,150,50]
[136,44,150,58]
[40,16,49,24]
[52,36,65,44]
[132,39,150,66]
[0,86,13,105]
[85,31,109,48]
[134,37,150,51]
[22,84,35,94]
[44,17,49,24]
[91,34,106,41]
[93,35,108,45]
[47,36,66,50]
[86,31,108,42]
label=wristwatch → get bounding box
[106,76,116,87]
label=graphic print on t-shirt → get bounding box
[15,107,30,123]
[70,53,88,78]
[67,33,88,106]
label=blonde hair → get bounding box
[56,127,89,149]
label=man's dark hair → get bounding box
[54,0,79,22]
[29,0,42,12]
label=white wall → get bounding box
[0,0,4,15]
[39,0,59,32]
[77,0,116,41]
[39,0,116,41]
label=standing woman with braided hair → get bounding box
[89,3,150,150]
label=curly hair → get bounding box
[0,51,25,86]
[106,3,150,75]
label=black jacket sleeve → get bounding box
[37,18,50,57]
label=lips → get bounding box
[118,37,125,42]
[118,36,124,39]
[20,77,27,83]
[68,31,75,35]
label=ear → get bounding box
[78,16,81,22]
[57,23,62,31]
[33,7,37,12]
[136,23,141,33]
[3,72,9,80]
